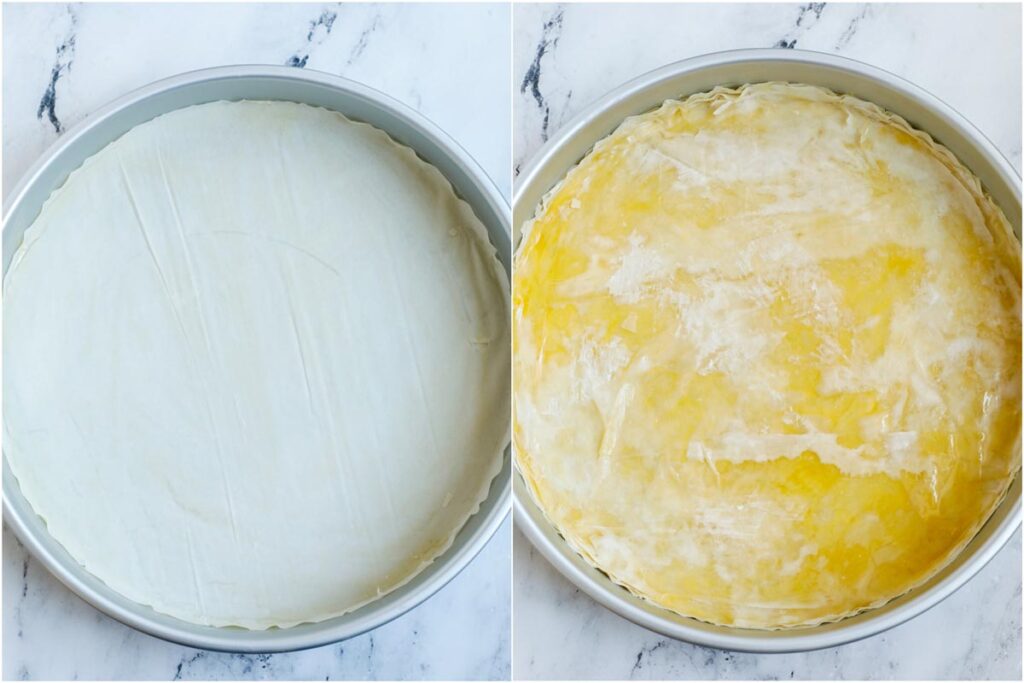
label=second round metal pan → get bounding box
[513,48,1022,654]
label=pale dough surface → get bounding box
[514,83,1021,629]
[4,100,510,629]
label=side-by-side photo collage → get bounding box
[1,2,1021,682]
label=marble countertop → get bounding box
[2,3,510,680]
[512,3,1022,680]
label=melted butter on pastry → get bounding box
[513,83,1021,629]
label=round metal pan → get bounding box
[513,48,1022,653]
[3,65,511,653]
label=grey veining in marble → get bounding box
[513,528,1021,681]
[513,2,1022,176]
[6,523,510,681]
[4,2,512,202]
[3,3,511,680]
[512,3,1022,680]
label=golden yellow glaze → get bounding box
[513,83,1021,629]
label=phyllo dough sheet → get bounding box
[513,83,1021,629]
[4,100,510,629]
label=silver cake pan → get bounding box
[3,65,511,653]
[513,48,1022,653]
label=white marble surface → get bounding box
[512,3,1022,680]
[2,3,510,680]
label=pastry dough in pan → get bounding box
[4,100,510,629]
[514,83,1021,629]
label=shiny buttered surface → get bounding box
[513,83,1021,628]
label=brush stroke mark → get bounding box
[773,2,826,49]
[36,6,78,134]
[286,7,339,68]
[520,8,564,142]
